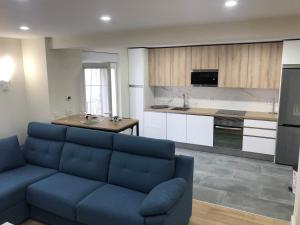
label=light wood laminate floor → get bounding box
[22,200,289,225]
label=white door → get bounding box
[187,115,214,146]
[144,112,167,139]
[167,113,187,143]
[129,87,144,136]
[128,48,147,86]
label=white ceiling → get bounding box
[1,0,300,38]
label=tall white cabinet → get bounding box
[282,40,300,65]
[128,48,154,136]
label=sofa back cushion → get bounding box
[59,127,113,181]
[0,136,26,172]
[23,122,67,169]
[109,134,175,193]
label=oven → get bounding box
[213,116,244,150]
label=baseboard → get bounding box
[291,215,295,225]
[175,142,274,162]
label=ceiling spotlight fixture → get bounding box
[225,0,238,8]
[19,26,30,31]
[100,15,111,22]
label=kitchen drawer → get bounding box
[242,136,276,155]
[244,119,277,130]
[244,128,277,138]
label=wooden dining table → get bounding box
[51,114,139,136]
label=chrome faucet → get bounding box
[183,93,189,108]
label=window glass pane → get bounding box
[84,69,92,85]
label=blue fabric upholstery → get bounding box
[77,184,146,225]
[140,178,187,216]
[0,136,25,172]
[145,155,194,225]
[27,173,104,220]
[109,151,175,193]
[31,206,82,225]
[60,144,111,181]
[114,134,175,159]
[109,134,176,193]
[28,122,67,141]
[0,201,29,225]
[66,127,113,149]
[24,123,67,169]
[0,164,56,212]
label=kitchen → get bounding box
[129,40,300,167]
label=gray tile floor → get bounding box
[176,148,295,221]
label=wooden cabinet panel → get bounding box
[247,42,283,89]
[191,46,219,70]
[218,44,249,88]
[148,48,171,86]
[171,47,192,87]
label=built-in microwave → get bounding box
[191,70,218,87]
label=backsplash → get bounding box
[154,87,279,113]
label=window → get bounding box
[83,63,117,116]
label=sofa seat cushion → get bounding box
[27,173,104,220]
[0,164,56,212]
[77,184,146,225]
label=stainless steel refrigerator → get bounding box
[276,66,300,166]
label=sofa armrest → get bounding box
[139,178,187,217]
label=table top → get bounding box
[52,114,138,132]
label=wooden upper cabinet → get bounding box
[171,47,192,87]
[149,48,171,86]
[247,42,283,89]
[218,44,249,88]
[192,46,219,70]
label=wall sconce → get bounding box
[0,56,15,92]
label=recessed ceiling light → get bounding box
[225,0,238,8]
[19,26,30,31]
[100,16,111,22]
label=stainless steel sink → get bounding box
[171,107,190,111]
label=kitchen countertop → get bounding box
[144,107,278,121]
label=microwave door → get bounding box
[278,68,300,126]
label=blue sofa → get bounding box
[0,122,194,225]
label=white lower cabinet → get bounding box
[242,119,277,155]
[242,136,276,155]
[167,113,187,143]
[187,115,214,146]
[143,112,167,139]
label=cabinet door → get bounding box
[167,113,187,143]
[247,42,283,89]
[171,47,192,87]
[191,46,219,70]
[144,112,167,139]
[148,48,171,86]
[282,40,300,65]
[128,48,147,86]
[187,115,214,146]
[129,87,144,136]
[218,44,249,88]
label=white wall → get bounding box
[22,38,52,122]
[0,38,29,142]
[46,49,83,118]
[154,87,279,113]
